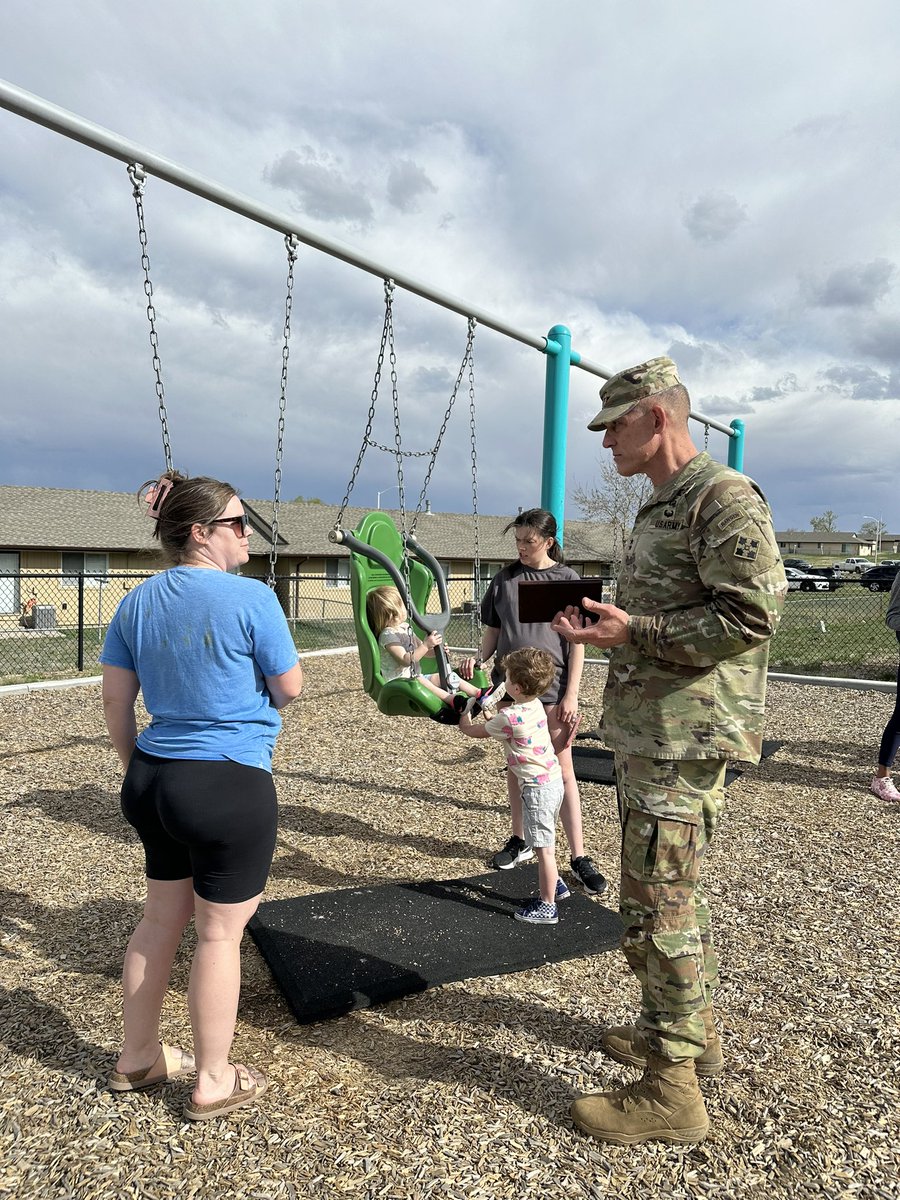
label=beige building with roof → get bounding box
[0,486,618,631]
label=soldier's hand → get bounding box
[551,604,589,640]
[552,599,630,648]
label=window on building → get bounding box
[0,552,20,614]
[61,552,109,588]
[437,560,451,580]
[479,561,502,582]
[325,558,350,588]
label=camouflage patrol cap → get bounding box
[588,356,682,430]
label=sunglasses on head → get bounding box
[209,514,250,536]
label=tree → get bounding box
[291,495,324,504]
[572,460,652,565]
[810,510,838,532]
[859,518,886,541]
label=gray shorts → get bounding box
[521,779,565,850]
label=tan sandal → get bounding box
[109,1042,195,1092]
[183,1064,269,1122]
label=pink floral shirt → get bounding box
[483,698,562,785]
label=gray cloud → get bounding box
[787,112,850,140]
[410,365,455,392]
[666,340,735,376]
[387,160,437,213]
[695,394,754,418]
[818,363,897,400]
[851,317,900,365]
[666,340,705,374]
[2,0,900,533]
[807,259,895,308]
[683,192,748,244]
[743,375,801,404]
[264,148,373,224]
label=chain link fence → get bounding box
[0,572,488,686]
[1,572,897,687]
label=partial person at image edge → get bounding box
[871,567,900,802]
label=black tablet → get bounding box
[517,578,610,624]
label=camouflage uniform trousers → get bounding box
[614,753,727,1061]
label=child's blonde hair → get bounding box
[501,646,555,698]
[366,585,406,635]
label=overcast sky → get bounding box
[2,1,899,537]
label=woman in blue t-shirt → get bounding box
[100,471,302,1122]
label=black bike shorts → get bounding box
[121,747,278,904]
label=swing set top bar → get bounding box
[0,77,735,441]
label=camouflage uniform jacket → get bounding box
[601,452,786,763]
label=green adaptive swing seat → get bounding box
[346,511,488,719]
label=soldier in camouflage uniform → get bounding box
[552,357,786,1145]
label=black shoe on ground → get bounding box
[492,835,535,870]
[431,705,461,726]
[570,855,609,897]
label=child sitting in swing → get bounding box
[367,585,487,711]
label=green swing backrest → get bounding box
[349,511,445,717]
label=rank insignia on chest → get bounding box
[735,535,760,560]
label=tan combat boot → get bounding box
[600,1005,724,1077]
[571,1053,709,1145]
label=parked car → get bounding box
[879,559,900,568]
[784,566,839,592]
[859,564,900,592]
[834,558,871,574]
[783,557,836,579]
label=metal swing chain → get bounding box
[363,439,435,458]
[386,294,416,620]
[408,318,477,541]
[127,163,174,474]
[704,422,710,453]
[465,320,483,622]
[336,279,395,530]
[268,234,299,588]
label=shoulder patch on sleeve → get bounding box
[734,535,761,561]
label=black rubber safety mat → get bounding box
[571,739,783,786]
[249,865,622,1024]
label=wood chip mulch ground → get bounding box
[1,655,898,1200]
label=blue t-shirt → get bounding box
[100,567,299,771]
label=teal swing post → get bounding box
[538,327,748,545]
[540,324,573,545]
[728,418,745,472]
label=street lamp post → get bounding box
[376,485,401,509]
[863,515,883,563]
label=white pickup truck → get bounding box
[833,557,870,574]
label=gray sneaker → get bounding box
[492,835,534,870]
